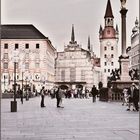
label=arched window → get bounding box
[111,62,113,66]
[111,54,114,58]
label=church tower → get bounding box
[99,0,119,86]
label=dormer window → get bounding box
[15,44,19,49]
[4,44,8,49]
[25,44,29,49]
[36,44,40,49]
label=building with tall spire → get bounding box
[99,0,119,86]
[55,25,100,90]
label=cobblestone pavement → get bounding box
[1,97,139,140]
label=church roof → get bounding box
[1,24,47,39]
[104,0,114,18]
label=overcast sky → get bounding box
[1,0,139,56]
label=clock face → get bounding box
[106,41,111,46]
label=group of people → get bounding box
[122,83,139,111]
[40,85,99,108]
[40,86,64,108]
[40,83,139,111]
[50,88,91,99]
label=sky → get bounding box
[1,0,139,57]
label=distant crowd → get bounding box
[3,83,139,111]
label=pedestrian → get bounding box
[127,83,139,111]
[122,88,128,106]
[91,85,98,102]
[108,87,112,102]
[26,88,29,101]
[55,87,64,108]
[85,88,89,99]
[40,86,46,107]
[20,89,23,104]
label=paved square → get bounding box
[1,97,139,140]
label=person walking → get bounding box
[127,83,139,111]
[40,86,46,107]
[91,85,98,102]
[55,87,64,108]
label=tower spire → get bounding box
[104,0,114,27]
[71,24,75,42]
[104,0,114,18]
[88,36,91,50]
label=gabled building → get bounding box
[1,24,56,93]
[99,0,119,86]
[55,25,100,90]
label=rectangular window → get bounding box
[3,63,8,69]
[104,54,107,58]
[108,69,110,72]
[111,62,114,66]
[25,63,29,69]
[81,70,85,80]
[36,44,40,49]
[104,69,106,73]
[111,46,114,50]
[61,70,65,81]
[104,46,107,50]
[15,44,19,49]
[4,53,8,59]
[25,44,29,49]
[35,63,40,68]
[111,54,114,58]
[104,62,107,66]
[4,44,8,49]
[70,68,76,82]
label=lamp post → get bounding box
[21,64,25,104]
[11,48,19,112]
[25,71,30,101]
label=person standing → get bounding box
[127,83,139,111]
[20,89,23,104]
[40,86,46,107]
[122,88,128,106]
[55,87,64,108]
[91,85,98,102]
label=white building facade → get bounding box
[1,25,56,93]
[99,0,119,86]
[130,18,140,71]
[55,26,101,90]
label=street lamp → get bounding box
[11,48,19,112]
[21,64,25,104]
[25,71,30,101]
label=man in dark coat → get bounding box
[91,85,98,102]
[127,83,139,111]
[55,87,64,108]
[40,86,46,107]
[20,89,23,104]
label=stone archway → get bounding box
[76,84,83,89]
[59,85,69,90]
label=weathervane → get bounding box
[120,0,126,8]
